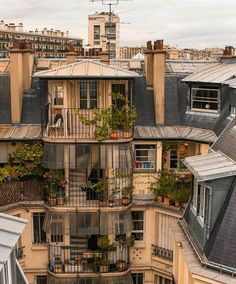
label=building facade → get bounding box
[0,21,83,58]
[88,12,120,59]
[118,46,146,59]
[1,39,236,284]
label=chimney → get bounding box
[99,51,110,64]
[153,39,166,125]
[144,41,154,87]
[66,45,77,64]
[9,40,34,123]
[223,46,235,56]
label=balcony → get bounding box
[49,243,130,275]
[152,245,173,261]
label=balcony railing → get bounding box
[49,244,130,274]
[152,245,173,261]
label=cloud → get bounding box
[1,0,236,48]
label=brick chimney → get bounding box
[223,46,235,56]
[9,40,34,123]
[66,44,77,64]
[99,51,110,65]
[153,39,166,125]
[144,41,154,87]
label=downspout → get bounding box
[203,183,213,240]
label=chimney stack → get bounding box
[66,45,77,64]
[99,51,110,65]
[223,46,235,56]
[9,40,34,123]
[144,41,154,87]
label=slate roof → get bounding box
[0,74,11,124]
[134,125,216,143]
[33,60,140,79]
[0,213,27,271]
[211,116,236,162]
[182,58,236,84]
[165,60,210,74]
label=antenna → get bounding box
[89,0,133,59]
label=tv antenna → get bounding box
[89,0,133,58]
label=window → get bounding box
[32,213,46,243]
[135,145,156,170]
[191,88,219,112]
[94,25,100,40]
[191,179,208,226]
[231,106,236,116]
[80,80,98,109]
[132,273,144,284]
[169,145,178,169]
[53,85,64,107]
[155,275,172,284]
[131,211,144,241]
[36,275,47,284]
[105,23,116,40]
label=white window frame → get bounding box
[52,84,64,108]
[191,87,219,113]
[134,144,156,170]
[131,211,145,242]
[79,80,98,109]
[191,179,207,227]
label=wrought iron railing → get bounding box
[152,245,173,261]
[49,244,130,274]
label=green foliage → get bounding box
[94,178,108,201]
[97,235,116,253]
[0,143,44,184]
[43,169,66,196]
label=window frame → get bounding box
[131,211,145,242]
[32,213,47,244]
[52,84,64,108]
[191,87,219,113]
[79,80,98,109]
[134,144,156,170]
[131,273,144,284]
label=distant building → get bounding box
[0,20,83,58]
[88,12,120,59]
[118,46,146,59]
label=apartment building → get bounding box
[88,12,120,59]
[118,47,146,59]
[0,38,236,284]
[0,21,83,58]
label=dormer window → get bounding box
[191,178,208,227]
[191,87,219,112]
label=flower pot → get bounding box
[108,200,115,207]
[110,131,118,139]
[100,265,109,273]
[99,200,107,207]
[48,197,57,206]
[116,260,127,271]
[123,130,132,139]
[163,197,170,206]
[83,252,93,258]
[175,200,180,207]
[156,196,163,203]
[121,197,131,206]
[94,252,102,258]
[57,196,64,205]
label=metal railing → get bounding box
[152,245,173,261]
[49,244,129,274]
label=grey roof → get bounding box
[183,151,236,181]
[212,116,236,162]
[33,60,140,79]
[0,213,27,271]
[165,60,211,74]
[0,125,42,140]
[182,59,236,84]
[224,77,236,88]
[134,125,216,143]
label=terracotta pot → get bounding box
[163,197,170,206]
[116,260,127,271]
[156,196,163,203]
[175,200,180,207]
[100,265,109,273]
[48,197,57,206]
[99,200,107,207]
[123,130,132,139]
[121,197,131,206]
[110,131,118,139]
[57,196,64,205]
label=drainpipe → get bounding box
[203,183,213,240]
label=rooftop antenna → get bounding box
[89,0,133,59]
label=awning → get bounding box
[183,151,236,181]
[0,125,42,140]
[134,125,216,143]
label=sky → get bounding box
[1,0,236,49]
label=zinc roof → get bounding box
[0,125,42,140]
[33,60,140,79]
[165,60,210,74]
[0,213,27,271]
[134,125,216,143]
[182,59,236,84]
[183,151,236,181]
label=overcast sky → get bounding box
[1,0,236,48]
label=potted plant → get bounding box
[97,236,116,273]
[95,179,108,206]
[109,107,122,140]
[121,185,133,206]
[115,235,134,271]
[48,190,57,206]
[149,176,165,203]
[178,187,191,206]
[57,187,65,206]
[54,256,63,273]
[121,104,136,139]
